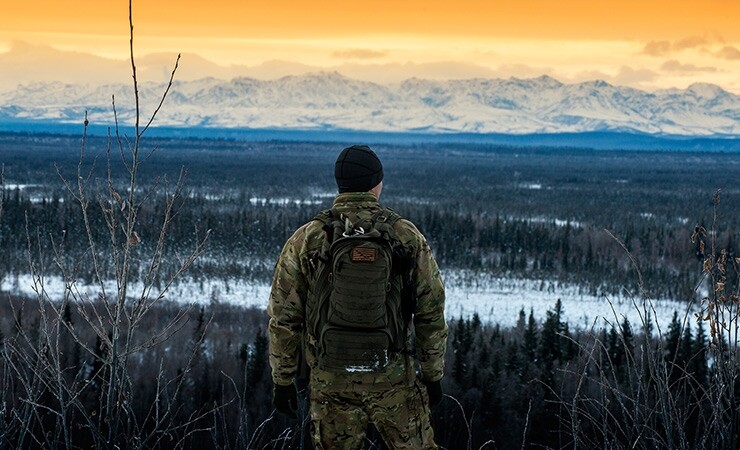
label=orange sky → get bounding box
[5,1,739,40]
[1,0,739,92]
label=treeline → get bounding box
[2,187,734,300]
[2,294,737,449]
[3,135,740,302]
[0,296,278,449]
[438,305,717,449]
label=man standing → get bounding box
[268,145,447,449]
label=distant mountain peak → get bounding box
[281,70,347,81]
[686,82,728,98]
[532,74,563,87]
[0,74,737,136]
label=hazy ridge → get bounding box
[1,72,739,138]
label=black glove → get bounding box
[423,379,443,408]
[273,383,298,419]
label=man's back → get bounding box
[269,191,446,391]
[267,146,447,449]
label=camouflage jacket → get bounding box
[268,192,448,391]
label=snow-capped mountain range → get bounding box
[1,72,738,136]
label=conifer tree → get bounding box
[452,316,469,385]
[540,311,560,368]
[239,342,249,366]
[14,308,23,336]
[186,307,210,413]
[479,341,490,367]
[680,325,693,369]
[479,371,500,434]
[614,318,634,383]
[515,308,526,338]
[561,322,575,360]
[665,311,682,359]
[665,311,683,384]
[690,320,708,385]
[643,311,654,338]
[607,326,619,359]
[504,339,519,375]
[247,328,268,387]
[471,312,481,333]
[490,323,501,346]
[523,309,538,361]
[60,302,80,381]
[539,300,568,373]
[561,221,572,272]
[620,317,635,362]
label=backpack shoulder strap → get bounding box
[313,208,339,244]
[376,208,418,336]
[313,208,333,226]
[372,207,402,240]
[373,207,401,223]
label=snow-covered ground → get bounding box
[1,270,697,331]
[441,273,696,331]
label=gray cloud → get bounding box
[717,46,740,60]
[674,36,710,50]
[333,49,387,60]
[641,34,727,57]
[661,60,717,73]
[614,66,659,84]
[642,41,672,56]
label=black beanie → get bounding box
[334,145,384,193]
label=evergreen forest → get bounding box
[1,132,739,449]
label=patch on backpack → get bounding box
[351,247,378,262]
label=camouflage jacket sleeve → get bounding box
[267,224,310,386]
[397,219,448,382]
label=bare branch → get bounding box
[140,54,181,137]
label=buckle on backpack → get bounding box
[342,226,365,237]
[376,215,388,223]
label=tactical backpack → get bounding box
[306,208,416,373]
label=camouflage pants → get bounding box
[309,379,437,449]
